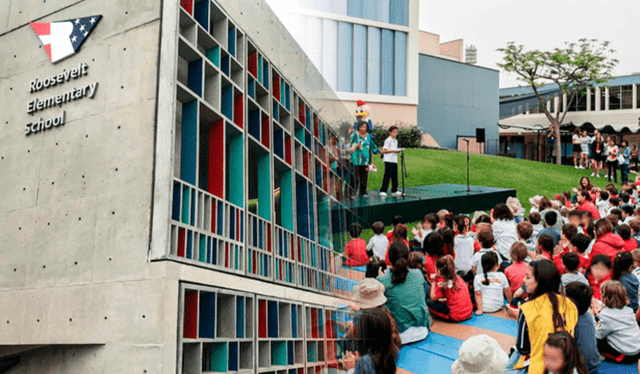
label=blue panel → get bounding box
[418,54,499,151]
[367,27,381,95]
[228,342,238,371]
[194,0,209,31]
[274,129,284,159]
[377,0,390,22]
[228,26,236,57]
[346,0,362,18]
[394,31,407,96]
[236,297,245,338]
[287,341,294,365]
[338,22,353,92]
[180,101,198,184]
[221,85,233,119]
[458,314,517,336]
[258,154,271,221]
[268,301,279,338]
[199,292,216,338]
[291,305,298,338]
[389,0,408,26]
[381,29,394,95]
[186,231,192,258]
[248,109,260,140]
[362,2,376,20]
[187,59,203,96]
[397,346,454,374]
[172,181,181,221]
[352,24,367,93]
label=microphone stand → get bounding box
[400,149,407,197]
[455,139,474,194]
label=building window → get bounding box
[600,88,606,111]
[637,84,640,109]
[590,89,595,111]
[345,0,408,26]
[569,91,587,112]
[549,97,555,113]
[608,85,632,110]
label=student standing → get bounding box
[350,121,380,196]
[379,126,403,197]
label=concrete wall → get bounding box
[439,39,464,62]
[1,0,353,372]
[418,54,499,151]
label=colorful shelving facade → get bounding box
[170,0,359,291]
[179,284,351,374]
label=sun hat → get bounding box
[352,278,386,309]
[451,335,509,374]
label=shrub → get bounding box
[372,122,422,148]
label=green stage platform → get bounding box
[345,184,517,225]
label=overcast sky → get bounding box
[420,0,640,88]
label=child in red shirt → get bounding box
[588,254,612,300]
[504,242,528,295]
[343,223,368,267]
[423,231,445,284]
[427,255,473,322]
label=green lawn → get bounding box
[359,148,621,242]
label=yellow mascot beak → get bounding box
[355,109,368,120]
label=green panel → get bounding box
[210,342,228,372]
[199,235,207,262]
[271,341,287,366]
[257,155,271,221]
[280,170,293,231]
[227,132,244,207]
[206,46,220,67]
[181,186,190,224]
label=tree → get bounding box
[497,39,618,164]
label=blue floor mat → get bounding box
[405,333,463,360]
[458,313,518,337]
[599,360,638,374]
[397,345,454,374]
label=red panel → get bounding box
[253,251,257,274]
[225,243,229,268]
[178,228,186,257]
[236,213,240,241]
[291,235,295,261]
[208,119,225,198]
[325,311,333,338]
[234,94,244,129]
[248,51,258,77]
[314,117,319,139]
[323,166,328,191]
[267,224,272,253]
[285,135,292,164]
[273,76,281,102]
[180,0,193,15]
[297,238,302,263]
[311,309,318,338]
[183,290,198,338]
[299,103,305,123]
[258,300,267,338]
[303,152,309,178]
[261,115,270,149]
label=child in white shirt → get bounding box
[366,221,389,259]
[454,216,475,274]
[474,251,511,314]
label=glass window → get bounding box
[367,26,381,95]
[549,97,555,113]
[575,91,587,111]
[338,22,353,92]
[380,29,394,95]
[609,86,621,110]
[637,84,640,109]
[353,25,367,93]
[589,89,595,111]
[558,96,564,113]
[389,0,408,26]
[621,85,633,109]
[600,88,606,110]
[394,31,407,96]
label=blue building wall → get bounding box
[418,54,499,152]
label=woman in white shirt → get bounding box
[605,138,619,184]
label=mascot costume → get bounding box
[353,100,373,133]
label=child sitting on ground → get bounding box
[343,223,368,267]
[632,249,640,285]
[611,251,639,312]
[565,282,601,374]
[589,254,612,300]
[472,221,492,253]
[568,209,582,230]
[560,252,589,292]
[385,224,409,266]
[364,256,387,278]
[543,331,590,374]
[504,242,528,297]
[516,221,536,262]
[629,220,640,245]
[596,280,640,363]
[536,233,555,260]
[529,212,543,240]
[366,221,388,259]
[454,215,475,277]
[471,230,495,275]
[386,215,405,240]
[411,213,437,246]
[436,209,450,229]
[473,252,511,315]
[427,255,473,322]
[422,232,445,285]
[617,224,638,252]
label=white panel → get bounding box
[322,19,339,91]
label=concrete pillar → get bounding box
[595,87,601,111]
[605,87,610,111]
[586,87,591,112]
[633,84,637,110]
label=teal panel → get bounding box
[227,132,244,207]
[280,170,293,231]
[206,46,220,67]
[257,154,271,221]
[180,101,198,184]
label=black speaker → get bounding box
[476,128,485,143]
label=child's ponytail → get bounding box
[389,242,410,285]
[480,252,498,286]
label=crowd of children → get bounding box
[341,176,640,374]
